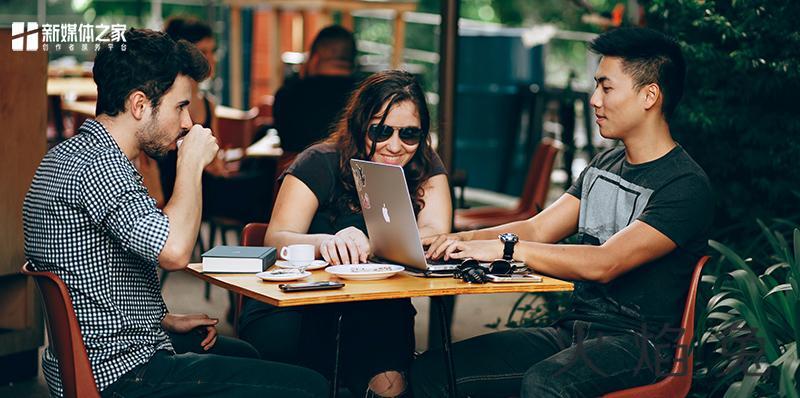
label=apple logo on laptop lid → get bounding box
[382,203,391,223]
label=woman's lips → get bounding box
[379,154,404,165]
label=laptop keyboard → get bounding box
[427,258,462,266]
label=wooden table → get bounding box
[61,100,96,117]
[187,263,571,306]
[47,77,96,98]
[186,263,573,397]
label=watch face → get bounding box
[499,233,519,243]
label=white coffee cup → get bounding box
[280,244,314,267]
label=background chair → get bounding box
[602,255,711,398]
[453,138,561,231]
[20,263,100,398]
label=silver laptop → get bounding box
[350,159,459,274]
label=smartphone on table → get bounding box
[486,274,542,283]
[279,281,345,292]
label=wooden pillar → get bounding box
[229,5,243,108]
[391,11,406,68]
[266,8,282,93]
[250,8,276,104]
[301,9,322,51]
[279,9,296,53]
[437,0,459,171]
[0,27,47,382]
[340,10,354,31]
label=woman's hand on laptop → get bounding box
[423,231,475,260]
[320,227,371,265]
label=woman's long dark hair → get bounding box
[325,69,437,217]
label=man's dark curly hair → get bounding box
[93,28,209,116]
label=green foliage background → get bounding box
[644,0,800,249]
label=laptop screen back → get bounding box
[350,159,430,270]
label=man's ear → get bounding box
[127,91,149,120]
[642,83,660,111]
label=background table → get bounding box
[186,263,572,397]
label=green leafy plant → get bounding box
[693,225,800,397]
[645,0,800,249]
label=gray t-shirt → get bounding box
[563,144,713,336]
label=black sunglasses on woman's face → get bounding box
[367,124,424,145]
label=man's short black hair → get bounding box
[164,16,214,44]
[309,25,357,67]
[589,27,686,119]
[93,28,209,116]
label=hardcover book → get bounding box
[201,246,276,273]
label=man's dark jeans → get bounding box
[412,320,671,398]
[101,331,328,398]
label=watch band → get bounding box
[502,241,515,260]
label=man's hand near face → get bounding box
[177,124,219,170]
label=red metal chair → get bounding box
[454,138,561,231]
[232,223,270,335]
[602,255,711,398]
[20,262,100,398]
[215,105,259,151]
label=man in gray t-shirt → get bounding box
[414,27,712,398]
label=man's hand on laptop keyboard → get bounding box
[422,230,475,260]
[442,239,505,262]
[320,226,371,265]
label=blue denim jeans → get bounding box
[412,320,671,398]
[100,331,328,398]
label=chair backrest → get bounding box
[255,94,275,128]
[21,262,100,398]
[517,138,562,215]
[241,223,269,247]
[216,105,259,149]
[603,255,711,398]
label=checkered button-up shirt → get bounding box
[23,119,174,397]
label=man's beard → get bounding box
[137,112,183,160]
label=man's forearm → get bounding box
[462,219,540,242]
[516,242,612,282]
[159,163,204,269]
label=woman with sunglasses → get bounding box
[238,70,452,397]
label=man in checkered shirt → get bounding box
[23,28,327,398]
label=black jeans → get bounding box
[412,320,670,398]
[101,330,328,398]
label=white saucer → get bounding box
[275,259,328,271]
[325,264,404,280]
[257,269,312,282]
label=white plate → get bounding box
[256,269,312,282]
[274,259,328,271]
[325,264,404,280]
